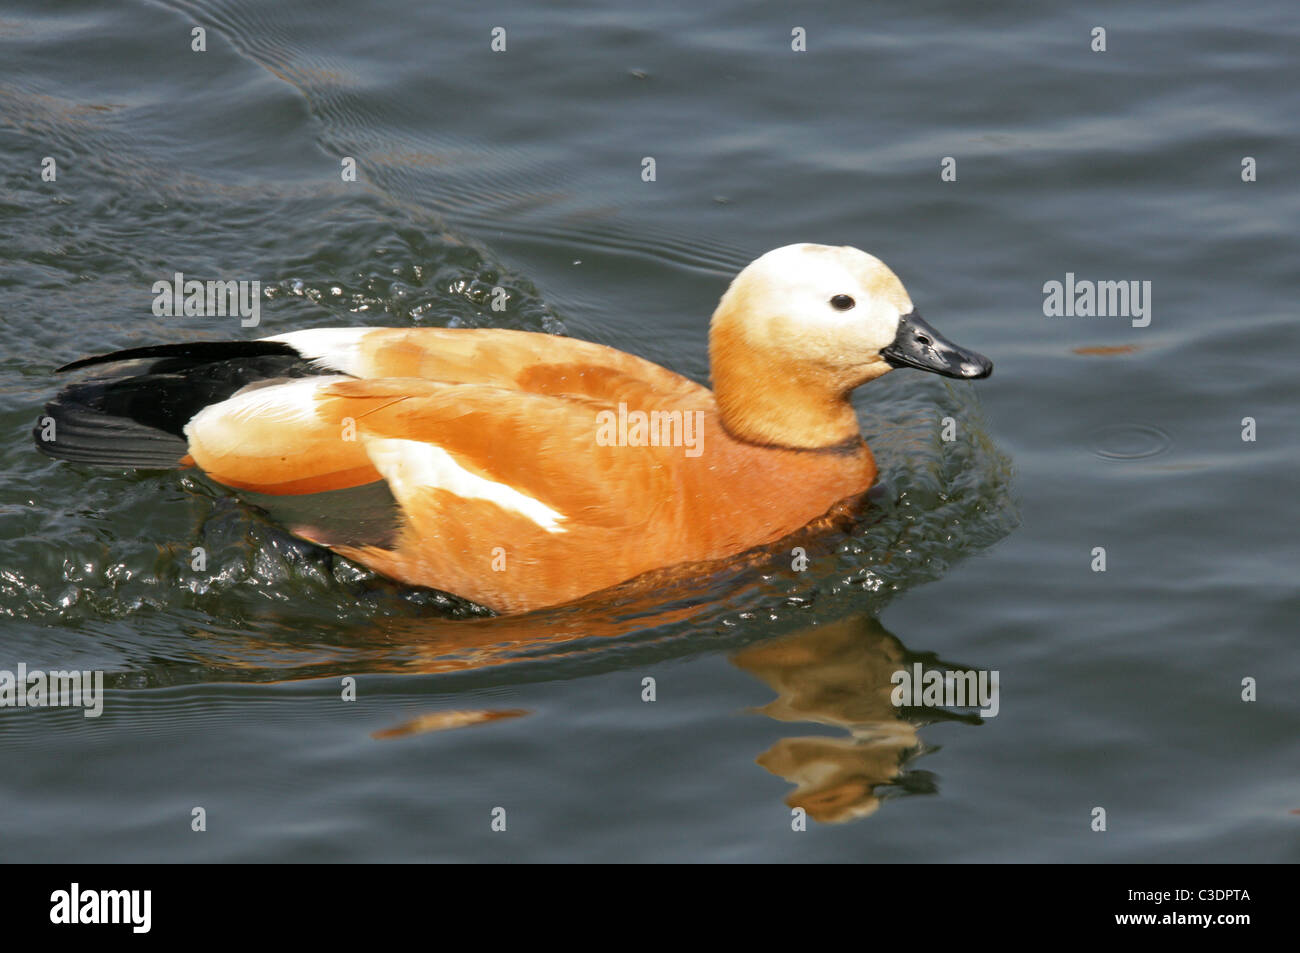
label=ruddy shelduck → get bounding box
[35,244,991,614]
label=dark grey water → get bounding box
[1,0,1296,861]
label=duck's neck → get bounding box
[709,330,864,450]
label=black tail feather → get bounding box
[35,339,328,469]
[56,340,299,373]
[33,408,190,469]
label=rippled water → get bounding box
[1,0,1296,861]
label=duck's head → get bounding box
[709,243,992,449]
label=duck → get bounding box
[34,243,991,614]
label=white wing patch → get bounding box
[364,437,568,533]
[262,328,374,376]
[185,376,347,441]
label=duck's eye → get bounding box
[830,294,855,311]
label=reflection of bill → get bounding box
[733,614,982,824]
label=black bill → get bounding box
[881,310,993,380]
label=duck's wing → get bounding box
[185,374,699,539]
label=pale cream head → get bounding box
[708,243,990,450]
[711,243,914,389]
[709,244,914,449]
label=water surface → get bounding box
[1,0,1296,861]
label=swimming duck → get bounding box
[34,243,991,614]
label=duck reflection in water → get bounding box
[180,564,987,824]
[733,613,984,824]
